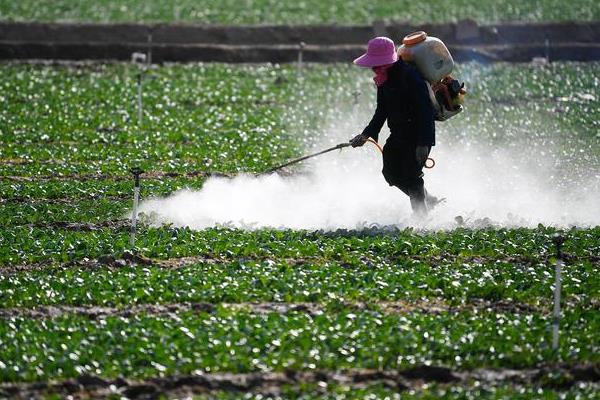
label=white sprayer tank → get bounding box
[398,31,453,84]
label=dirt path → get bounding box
[16,219,131,231]
[0,251,539,274]
[0,170,233,182]
[0,297,549,320]
[4,248,599,275]
[2,364,598,399]
[0,194,130,205]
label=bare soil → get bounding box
[0,298,567,321]
[1,364,598,399]
[0,170,233,183]
[0,194,129,205]
[18,219,131,231]
[4,248,599,275]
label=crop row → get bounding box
[0,175,196,203]
[1,198,130,226]
[0,0,598,24]
[2,225,599,265]
[1,308,598,382]
[1,256,597,307]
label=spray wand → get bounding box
[260,138,434,175]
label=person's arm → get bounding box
[360,87,386,142]
[407,69,435,146]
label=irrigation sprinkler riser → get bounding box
[130,168,143,247]
[297,42,305,76]
[130,186,140,247]
[147,33,153,65]
[137,73,143,126]
[551,235,564,352]
[552,257,562,350]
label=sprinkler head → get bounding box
[130,167,144,186]
[552,233,565,246]
[130,167,143,176]
[552,233,565,258]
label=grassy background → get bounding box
[0,0,598,24]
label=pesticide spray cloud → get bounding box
[138,67,600,230]
[138,126,599,230]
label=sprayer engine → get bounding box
[430,76,466,121]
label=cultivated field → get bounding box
[0,60,599,398]
[0,0,599,24]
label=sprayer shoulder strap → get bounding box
[425,82,443,117]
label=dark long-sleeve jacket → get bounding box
[361,60,435,146]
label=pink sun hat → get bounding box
[353,36,398,67]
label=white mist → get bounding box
[137,118,599,230]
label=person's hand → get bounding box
[415,145,430,165]
[350,134,368,148]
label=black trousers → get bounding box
[381,140,427,195]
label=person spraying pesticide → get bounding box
[350,33,464,216]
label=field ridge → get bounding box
[2,365,599,399]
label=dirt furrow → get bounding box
[14,219,131,232]
[1,364,598,399]
[0,194,130,205]
[1,251,316,274]
[4,247,598,276]
[1,170,234,182]
[0,302,217,319]
[0,297,554,320]
[0,158,66,166]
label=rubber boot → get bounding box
[408,185,427,217]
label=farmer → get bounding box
[350,36,440,216]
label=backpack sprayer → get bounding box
[398,31,466,121]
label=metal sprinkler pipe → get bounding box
[130,167,143,247]
[137,72,143,125]
[147,33,153,65]
[297,42,306,76]
[552,234,565,351]
[131,52,147,126]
